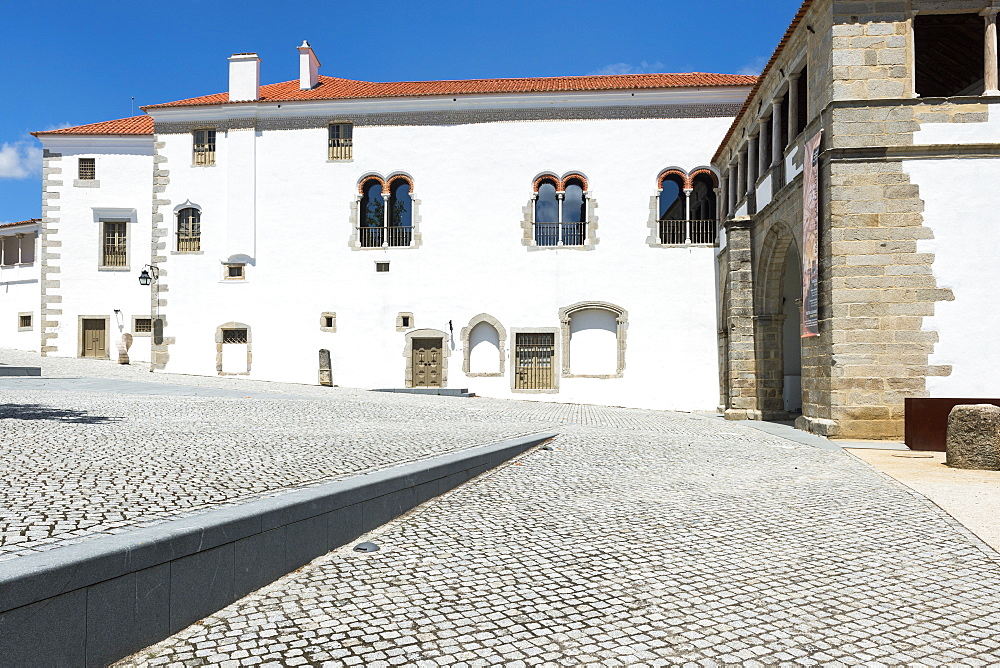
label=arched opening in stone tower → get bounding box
[780,251,803,414]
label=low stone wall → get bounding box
[0,432,554,667]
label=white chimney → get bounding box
[297,40,321,90]
[228,53,261,102]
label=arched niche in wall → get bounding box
[558,301,628,378]
[461,313,506,376]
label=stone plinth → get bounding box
[946,404,1000,470]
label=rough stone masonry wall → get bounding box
[149,139,174,369]
[817,5,980,438]
[39,153,62,356]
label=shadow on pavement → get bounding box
[1,403,122,424]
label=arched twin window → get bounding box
[359,176,413,247]
[177,207,201,252]
[533,174,588,247]
[656,169,718,245]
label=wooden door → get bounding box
[515,333,555,389]
[412,338,443,387]
[82,319,107,358]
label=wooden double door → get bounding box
[82,319,108,358]
[412,338,443,387]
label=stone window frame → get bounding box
[521,171,599,251]
[402,328,450,388]
[132,315,153,337]
[17,312,33,332]
[92,207,136,272]
[222,263,246,281]
[77,314,111,360]
[172,200,204,254]
[74,157,99,188]
[646,166,720,248]
[349,172,423,250]
[461,313,506,377]
[216,321,251,376]
[396,312,414,332]
[320,312,337,333]
[559,301,628,379]
[509,327,561,394]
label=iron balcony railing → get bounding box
[358,225,413,248]
[658,219,717,246]
[533,222,586,247]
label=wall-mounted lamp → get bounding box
[138,264,159,286]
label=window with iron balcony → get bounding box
[358,176,413,248]
[193,129,216,165]
[328,123,353,160]
[533,175,587,247]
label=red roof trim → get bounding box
[143,72,756,110]
[32,115,154,137]
[712,0,813,164]
[0,219,41,230]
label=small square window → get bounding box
[134,318,152,333]
[320,312,337,332]
[78,158,96,180]
[222,328,248,344]
[18,313,32,330]
[375,261,390,273]
[396,312,414,331]
[224,263,245,280]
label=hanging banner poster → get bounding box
[801,130,822,338]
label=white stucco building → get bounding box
[0,219,39,352]
[30,44,754,410]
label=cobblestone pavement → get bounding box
[0,350,702,561]
[116,412,1000,664]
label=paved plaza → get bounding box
[2,351,1000,666]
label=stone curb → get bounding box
[0,432,556,667]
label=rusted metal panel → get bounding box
[905,398,1000,451]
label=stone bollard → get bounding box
[318,348,332,387]
[946,404,1000,470]
[116,333,133,365]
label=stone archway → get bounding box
[755,222,802,418]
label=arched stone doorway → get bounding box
[756,222,802,419]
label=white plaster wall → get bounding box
[153,113,729,410]
[913,100,1000,145]
[0,230,40,351]
[39,139,154,363]
[905,157,1000,397]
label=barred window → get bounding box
[102,221,127,267]
[329,123,353,160]
[224,263,245,280]
[193,129,216,165]
[78,158,96,180]
[177,208,201,252]
[19,314,32,329]
[222,328,248,344]
[134,318,152,333]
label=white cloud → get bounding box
[588,60,669,76]
[737,56,769,76]
[0,141,42,179]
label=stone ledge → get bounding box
[0,432,555,666]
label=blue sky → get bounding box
[0,0,801,223]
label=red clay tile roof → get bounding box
[0,219,40,229]
[31,115,154,137]
[143,73,757,109]
[712,0,813,163]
